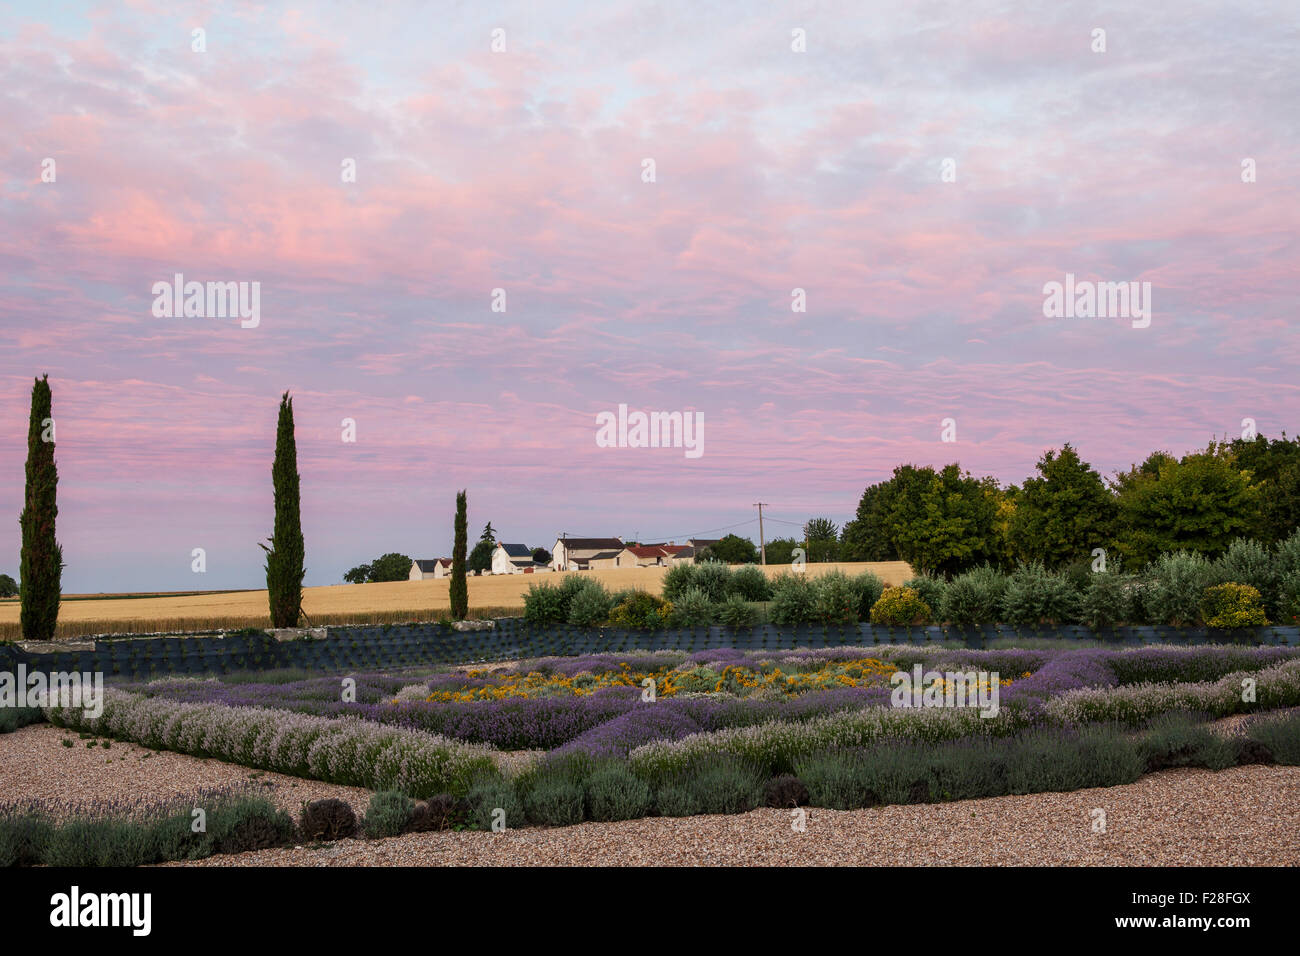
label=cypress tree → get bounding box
[19,374,63,640]
[450,490,468,619]
[260,391,305,627]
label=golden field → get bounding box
[0,562,913,640]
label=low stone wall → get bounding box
[1,620,1295,681]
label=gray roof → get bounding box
[557,537,624,550]
[413,559,448,571]
[498,543,532,557]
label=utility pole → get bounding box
[754,502,769,565]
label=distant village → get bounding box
[409,536,722,580]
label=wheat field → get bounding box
[0,562,913,639]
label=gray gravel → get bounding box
[163,764,1300,867]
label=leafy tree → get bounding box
[469,539,495,574]
[532,547,552,564]
[1009,444,1117,568]
[878,464,1000,577]
[19,375,63,640]
[710,534,758,564]
[763,537,801,566]
[0,573,18,599]
[343,564,372,584]
[369,552,412,583]
[1113,445,1261,566]
[450,490,468,619]
[1226,433,1300,544]
[802,517,839,562]
[839,481,900,562]
[260,391,305,628]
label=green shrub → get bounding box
[362,790,415,839]
[1079,571,1133,629]
[850,572,886,619]
[584,765,653,821]
[813,570,859,624]
[1004,726,1144,794]
[1200,582,1268,628]
[715,594,759,629]
[1138,712,1236,772]
[901,575,945,616]
[679,759,764,814]
[209,798,296,854]
[0,707,43,735]
[939,566,1008,627]
[1213,538,1279,615]
[1246,710,1300,764]
[1145,551,1214,626]
[692,562,733,602]
[728,564,772,601]
[566,580,613,627]
[466,780,524,831]
[607,590,671,629]
[522,582,567,625]
[669,587,714,627]
[769,573,818,625]
[653,785,700,817]
[870,586,931,626]
[0,809,52,867]
[661,564,700,602]
[1000,564,1080,628]
[1277,571,1300,626]
[524,777,585,827]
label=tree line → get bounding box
[787,436,1300,576]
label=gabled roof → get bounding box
[556,537,624,550]
[413,558,450,571]
[497,542,532,557]
[625,545,668,558]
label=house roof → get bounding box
[625,545,668,558]
[556,537,624,550]
[576,550,621,562]
[659,544,692,555]
[412,559,450,571]
[497,543,532,558]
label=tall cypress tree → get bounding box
[260,391,305,627]
[450,490,468,619]
[19,374,62,640]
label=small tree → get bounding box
[469,539,494,574]
[368,552,413,582]
[261,391,305,627]
[480,522,496,543]
[802,517,840,563]
[710,534,759,564]
[0,574,17,598]
[343,564,371,584]
[450,490,468,619]
[19,375,62,640]
[532,547,551,564]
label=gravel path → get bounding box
[163,764,1300,867]
[0,724,374,819]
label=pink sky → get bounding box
[1,1,1297,590]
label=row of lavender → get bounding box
[125,645,1300,756]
